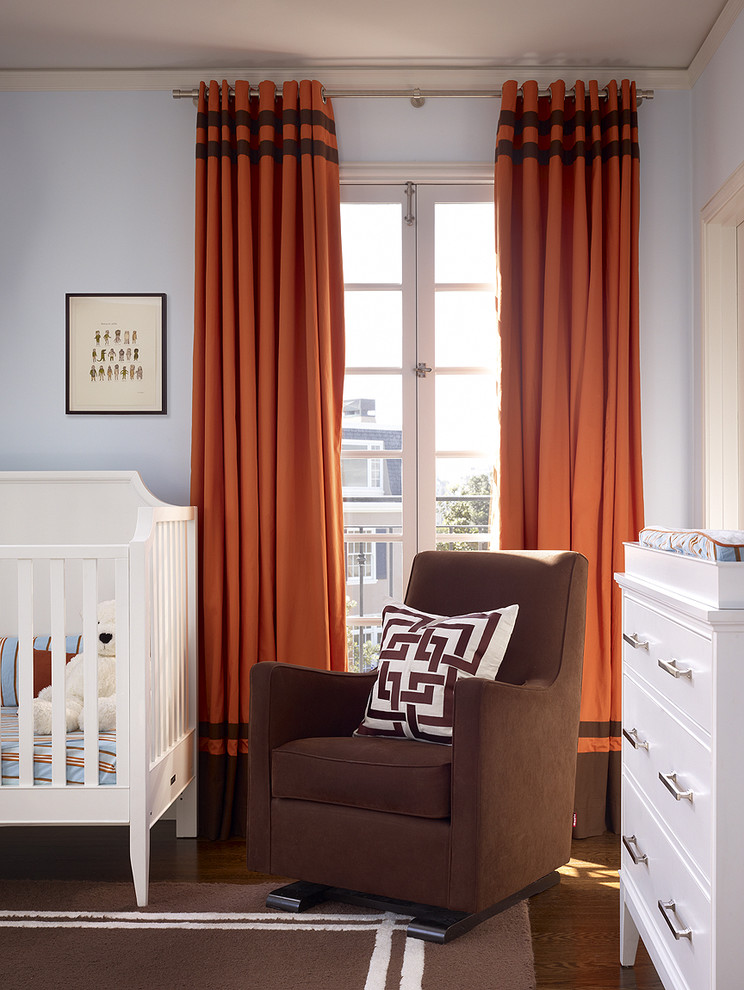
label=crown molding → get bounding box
[688,0,744,87]
[0,63,689,94]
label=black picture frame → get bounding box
[65,293,167,414]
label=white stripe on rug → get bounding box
[0,919,401,931]
[364,913,396,990]
[0,909,396,923]
[0,904,426,989]
[399,934,425,990]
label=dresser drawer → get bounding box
[622,774,711,990]
[623,674,711,881]
[623,596,712,731]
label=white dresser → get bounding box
[616,544,744,990]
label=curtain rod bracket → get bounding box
[410,88,426,109]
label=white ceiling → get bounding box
[0,0,734,73]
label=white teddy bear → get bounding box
[32,599,117,734]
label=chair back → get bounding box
[403,549,587,686]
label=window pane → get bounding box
[435,203,495,284]
[341,203,402,283]
[343,375,402,435]
[341,458,373,489]
[435,291,497,368]
[346,541,375,580]
[436,458,493,548]
[345,291,402,367]
[345,621,385,674]
[435,374,498,453]
[345,541,404,616]
[435,538,492,552]
[343,455,402,523]
[341,446,396,495]
[344,501,403,532]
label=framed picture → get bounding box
[66,293,167,414]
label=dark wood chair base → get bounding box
[265,870,560,943]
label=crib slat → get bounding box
[160,522,168,753]
[114,556,130,786]
[17,559,34,787]
[177,521,186,745]
[155,523,168,756]
[163,522,171,753]
[82,559,98,787]
[187,515,197,737]
[50,559,67,786]
[166,521,175,751]
[152,526,160,763]
[160,523,168,757]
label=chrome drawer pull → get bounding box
[658,657,692,679]
[623,632,649,651]
[622,834,648,865]
[659,771,694,802]
[658,899,692,941]
[622,727,649,751]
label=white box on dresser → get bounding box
[616,543,744,990]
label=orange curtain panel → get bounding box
[191,79,347,838]
[494,79,644,837]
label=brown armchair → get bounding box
[247,549,588,941]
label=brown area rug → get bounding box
[0,880,536,990]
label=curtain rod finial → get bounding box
[410,88,426,109]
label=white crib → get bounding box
[0,471,197,905]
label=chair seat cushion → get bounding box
[271,735,452,819]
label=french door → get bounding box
[340,181,497,668]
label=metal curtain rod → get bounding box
[172,85,654,107]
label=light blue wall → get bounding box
[0,82,696,522]
[637,88,694,526]
[0,90,196,506]
[692,10,744,211]
[334,96,500,162]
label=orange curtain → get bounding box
[495,79,644,836]
[191,79,347,838]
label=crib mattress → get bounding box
[1,707,116,786]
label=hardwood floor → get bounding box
[0,824,662,988]
[529,833,663,989]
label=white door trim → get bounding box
[701,159,744,527]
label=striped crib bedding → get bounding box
[1,635,83,707]
[1,633,117,786]
[1,707,117,786]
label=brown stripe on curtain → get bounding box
[191,79,347,839]
[495,79,644,838]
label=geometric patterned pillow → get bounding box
[353,601,519,745]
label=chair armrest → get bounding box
[448,674,581,912]
[249,661,377,747]
[246,661,377,873]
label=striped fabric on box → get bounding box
[639,527,744,562]
[0,707,116,786]
[0,635,83,706]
